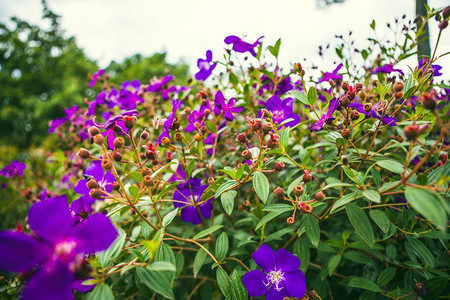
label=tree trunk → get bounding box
[416,0,431,61]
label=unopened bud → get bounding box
[350,110,360,120]
[184,107,192,114]
[237,132,247,143]
[342,81,349,91]
[88,126,100,137]
[267,138,279,148]
[140,131,149,140]
[141,167,152,177]
[422,97,436,110]
[394,91,404,99]
[113,137,125,148]
[208,177,215,185]
[161,137,171,146]
[393,81,404,92]
[342,155,349,165]
[113,182,120,190]
[315,191,326,201]
[113,152,122,162]
[194,133,203,142]
[347,91,356,101]
[341,128,351,139]
[146,150,156,160]
[174,132,183,141]
[274,161,285,171]
[439,20,448,30]
[443,6,450,19]
[124,118,134,129]
[78,148,90,159]
[404,125,420,140]
[274,187,285,197]
[262,122,274,133]
[93,134,105,145]
[303,170,312,182]
[293,185,304,196]
[355,83,363,91]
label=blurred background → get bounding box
[0,0,448,228]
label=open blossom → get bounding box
[258,73,293,96]
[350,102,397,126]
[224,35,264,57]
[157,99,182,143]
[243,244,306,300]
[0,160,26,178]
[195,50,217,81]
[214,91,243,121]
[172,178,213,225]
[317,63,343,84]
[89,69,105,88]
[260,96,300,127]
[0,196,117,300]
[418,58,443,77]
[310,97,340,131]
[373,63,404,76]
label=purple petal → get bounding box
[28,196,73,244]
[72,278,96,293]
[22,260,74,300]
[70,214,117,254]
[206,50,213,61]
[242,269,269,297]
[215,91,225,106]
[252,244,275,272]
[0,231,49,272]
[266,284,289,300]
[73,179,90,195]
[275,248,300,272]
[283,270,307,298]
[224,35,240,44]
[198,200,213,219]
[84,161,104,182]
[181,206,201,225]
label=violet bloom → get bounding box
[0,196,117,300]
[418,58,443,77]
[373,63,404,76]
[260,96,300,127]
[89,69,105,88]
[350,102,397,126]
[243,244,306,300]
[214,91,243,121]
[185,109,206,133]
[310,97,340,131]
[72,161,115,215]
[157,99,182,143]
[258,74,293,96]
[48,105,79,133]
[168,163,187,182]
[99,110,138,149]
[116,80,145,110]
[172,178,213,225]
[147,75,175,100]
[195,50,217,81]
[317,63,343,84]
[224,35,264,57]
[0,160,26,178]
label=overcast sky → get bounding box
[1,0,449,80]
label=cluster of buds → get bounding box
[437,6,450,30]
[294,63,305,76]
[393,81,405,100]
[340,82,363,108]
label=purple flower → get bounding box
[0,160,26,178]
[260,96,300,127]
[373,63,404,76]
[72,161,115,215]
[195,50,217,81]
[258,74,293,96]
[418,58,443,77]
[147,75,176,100]
[0,196,117,300]
[224,35,264,57]
[350,102,397,126]
[89,69,105,88]
[48,105,79,133]
[157,99,182,143]
[185,109,205,133]
[168,163,187,182]
[213,91,243,121]
[172,178,213,225]
[116,80,144,110]
[243,244,306,300]
[310,97,340,131]
[317,63,343,84]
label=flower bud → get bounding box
[358,91,366,101]
[340,97,349,107]
[203,108,211,117]
[88,126,100,137]
[113,137,125,148]
[242,149,252,160]
[350,110,360,120]
[341,128,351,139]
[341,81,349,91]
[262,122,274,133]
[174,132,183,141]
[439,20,448,30]
[347,91,356,101]
[315,191,326,201]
[341,155,349,165]
[86,179,98,189]
[237,132,247,143]
[78,148,90,159]
[274,161,285,171]
[171,120,180,130]
[294,62,303,73]
[267,136,279,148]
[273,187,285,198]
[286,217,295,224]
[140,131,149,140]
[303,170,312,182]
[145,150,156,160]
[93,134,105,145]
[293,185,304,196]
[141,167,152,177]
[113,152,122,162]
[89,188,102,199]
[394,91,404,99]
[113,126,123,134]
[194,133,203,142]
[355,83,363,91]
[395,135,404,143]
[143,175,153,186]
[124,116,135,129]
[308,290,319,300]
[207,177,215,185]
[101,158,113,170]
[161,137,171,146]
[200,126,207,133]
[363,103,372,112]
[184,107,192,114]
[422,97,436,110]
[393,81,404,92]
[404,125,420,140]
[113,182,120,190]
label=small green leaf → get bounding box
[307,86,318,106]
[147,261,176,272]
[405,236,435,267]
[346,203,374,248]
[348,277,381,292]
[405,187,447,232]
[262,203,293,212]
[253,171,269,204]
[87,284,114,300]
[327,254,341,276]
[376,160,404,174]
[377,267,396,286]
[369,210,390,234]
[303,214,320,248]
[363,190,381,203]
[216,268,232,297]
[294,239,310,272]
[215,180,238,198]
[215,232,229,261]
[229,72,239,86]
[255,211,285,231]
[230,270,248,300]
[193,245,208,278]
[193,225,223,239]
[280,127,290,148]
[162,208,178,227]
[291,90,309,105]
[221,190,236,215]
[136,267,174,299]
[127,171,143,182]
[128,185,139,199]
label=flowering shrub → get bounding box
[0,6,449,300]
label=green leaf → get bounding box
[405,187,447,232]
[215,180,238,198]
[303,214,320,248]
[216,268,232,298]
[280,127,290,148]
[193,225,223,239]
[147,261,176,272]
[162,208,178,227]
[348,277,381,292]
[327,254,341,276]
[204,120,217,133]
[346,203,374,248]
[370,20,376,30]
[330,191,363,213]
[363,190,381,203]
[127,171,143,182]
[215,232,229,261]
[98,227,126,267]
[268,38,281,58]
[128,185,139,199]
[193,245,208,278]
[136,268,174,299]
[229,72,239,86]
[307,86,318,106]
[230,270,248,300]
[221,190,236,215]
[294,239,310,272]
[87,284,114,300]
[262,203,293,213]
[376,160,404,174]
[405,236,435,267]
[253,171,269,204]
[291,90,309,105]
[255,210,286,231]
[369,210,390,234]
[377,267,396,286]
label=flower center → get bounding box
[273,110,284,120]
[54,240,77,260]
[263,269,285,291]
